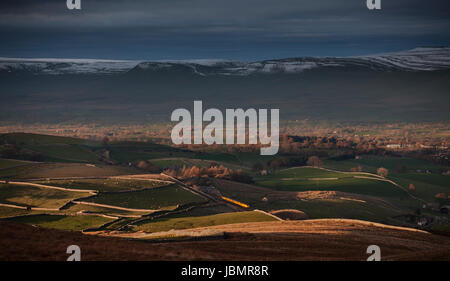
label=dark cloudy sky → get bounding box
[1,0,449,60]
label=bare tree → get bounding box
[307,156,322,167]
[377,167,389,177]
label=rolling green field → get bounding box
[393,173,450,187]
[324,155,449,203]
[195,152,240,164]
[390,173,450,202]
[212,178,410,223]
[7,214,114,231]
[178,204,237,217]
[0,183,91,209]
[133,211,277,233]
[257,167,378,179]
[0,133,88,146]
[233,152,276,166]
[108,141,195,163]
[0,133,248,169]
[0,133,448,235]
[149,158,189,168]
[25,144,99,163]
[215,178,409,222]
[35,178,166,192]
[0,133,101,163]
[81,185,206,210]
[0,158,30,169]
[255,167,407,198]
[324,155,444,174]
[0,163,137,179]
[256,198,405,223]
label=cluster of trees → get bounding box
[251,155,323,172]
[435,193,450,202]
[170,134,409,160]
[136,160,161,173]
[277,135,387,155]
[350,165,363,172]
[434,193,450,207]
[4,122,447,147]
[163,165,253,183]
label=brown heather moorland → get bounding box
[1,219,449,261]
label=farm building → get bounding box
[424,202,440,211]
[440,206,450,214]
[386,144,401,149]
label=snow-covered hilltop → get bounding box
[1,47,449,75]
[0,57,140,74]
[358,47,450,71]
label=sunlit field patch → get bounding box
[0,183,91,209]
[133,211,277,233]
[81,184,206,210]
[7,214,114,231]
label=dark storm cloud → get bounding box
[1,0,449,59]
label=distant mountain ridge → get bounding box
[0,57,138,75]
[1,47,449,124]
[1,47,450,75]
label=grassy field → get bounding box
[81,185,206,210]
[149,158,189,168]
[0,133,447,236]
[102,217,137,230]
[390,173,450,202]
[324,155,445,174]
[34,178,166,192]
[323,155,449,204]
[195,152,240,163]
[0,183,91,209]
[61,203,150,216]
[213,179,409,223]
[25,144,99,163]
[0,162,137,179]
[0,133,89,146]
[255,167,407,198]
[0,158,30,169]
[107,141,248,166]
[7,214,114,231]
[257,167,376,179]
[393,173,450,188]
[258,198,406,223]
[0,133,249,169]
[180,204,237,216]
[0,206,49,218]
[233,152,276,166]
[0,133,206,165]
[108,141,195,163]
[133,211,277,233]
[0,133,100,163]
